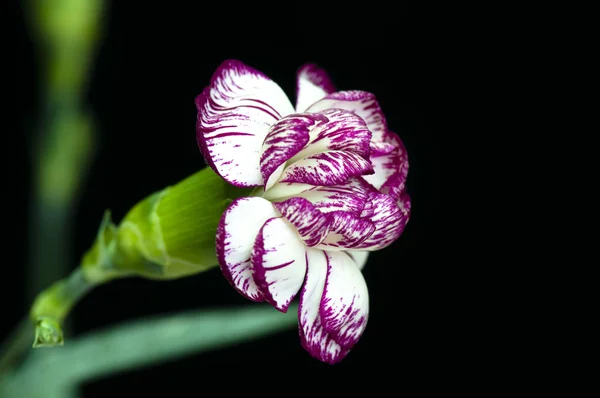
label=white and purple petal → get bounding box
[289,109,372,163]
[354,191,411,250]
[364,131,409,199]
[264,175,373,205]
[295,63,336,112]
[287,177,373,214]
[273,197,330,247]
[317,211,376,250]
[348,251,369,271]
[298,249,349,364]
[306,90,387,150]
[260,113,326,190]
[196,60,294,187]
[251,217,307,312]
[369,130,400,156]
[263,182,315,202]
[299,249,369,364]
[320,251,369,348]
[279,150,374,187]
[216,197,279,301]
[370,141,397,156]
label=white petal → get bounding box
[347,251,369,270]
[363,131,409,199]
[216,197,279,301]
[295,63,336,112]
[298,249,369,364]
[298,249,348,364]
[260,113,323,190]
[288,109,372,163]
[291,178,372,214]
[280,150,373,186]
[316,211,375,251]
[306,90,387,146]
[263,182,314,201]
[252,217,307,312]
[319,251,369,348]
[196,60,294,187]
[273,197,330,247]
[265,178,373,216]
[362,153,399,190]
[355,191,411,250]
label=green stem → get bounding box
[26,0,104,303]
[0,318,32,377]
[27,196,74,303]
[29,268,99,348]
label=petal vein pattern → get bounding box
[280,150,374,186]
[252,217,308,312]
[216,197,279,301]
[295,63,336,112]
[363,131,409,200]
[317,211,376,250]
[354,191,411,250]
[289,109,372,163]
[260,113,325,190]
[306,90,388,150]
[320,251,369,348]
[273,197,330,247]
[299,249,368,364]
[196,60,295,187]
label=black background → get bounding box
[11,2,442,395]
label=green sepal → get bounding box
[27,167,253,348]
[87,167,253,280]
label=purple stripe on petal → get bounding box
[280,150,374,186]
[370,129,404,156]
[251,217,307,312]
[370,141,396,157]
[295,63,336,112]
[317,211,376,250]
[216,197,279,302]
[289,109,372,163]
[354,190,411,250]
[298,249,350,364]
[306,90,388,145]
[364,131,409,200]
[291,177,373,214]
[273,197,330,247]
[260,113,325,190]
[196,59,294,187]
[379,167,409,200]
[319,251,369,348]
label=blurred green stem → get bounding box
[0,0,106,379]
[0,319,32,378]
[26,0,105,303]
[27,102,97,302]
[28,185,76,303]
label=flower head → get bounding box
[196,60,410,364]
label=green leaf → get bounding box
[0,304,298,397]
